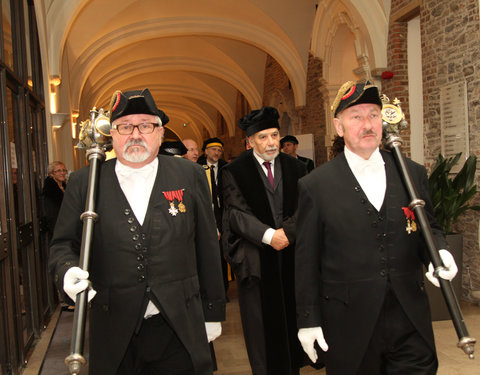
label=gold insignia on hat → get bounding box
[331,81,355,114]
[109,90,122,116]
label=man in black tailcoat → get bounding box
[295,79,458,374]
[221,106,307,374]
[49,88,225,375]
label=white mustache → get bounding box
[124,139,147,151]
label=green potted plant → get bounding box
[428,152,480,234]
[426,152,480,320]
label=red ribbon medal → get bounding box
[163,189,186,216]
[402,207,417,234]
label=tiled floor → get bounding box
[26,281,480,374]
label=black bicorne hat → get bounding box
[109,88,169,125]
[331,79,382,117]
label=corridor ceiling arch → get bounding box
[42,0,317,139]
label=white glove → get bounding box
[205,322,222,342]
[63,266,97,302]
[425,249,458,288]
[297,327,328,363]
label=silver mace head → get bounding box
[76,107,112,152]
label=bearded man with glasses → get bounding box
[49,88,226,375]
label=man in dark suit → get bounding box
[221,107,307,375]
[197,137,229,295]
[49,88,225,375]
[295,79,458,374]
[280,135,315,172]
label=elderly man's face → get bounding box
[205,146,223,164]
[182,139,199,162]
[334,103,382,160]
[249,128,280,162]
[111,113,164,168]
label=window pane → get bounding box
[2,0,14,70]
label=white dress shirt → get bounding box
[344,147,386,212]
[115,158,160,318]
[252,150,276,245]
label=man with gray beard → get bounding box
[221,107,308,374]
[49,88,225,375]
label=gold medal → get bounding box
[178,202,186,213]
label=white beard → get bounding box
[123,139,151,163]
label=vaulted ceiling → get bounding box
[35,0,389,146]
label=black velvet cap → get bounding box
[109,88,169,125]
[331,79,382,117]
[238,106,280,137]
[159,141,188,156]
[280,135,299,146]
[202,137,224,151]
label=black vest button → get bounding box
[137,264,145,271]
[138,275,145,282]
[130,226,137,232]
[354,186,361,192]
[128,217,135,224]
[380,270,386,277]
[132,234,139,241]
[124,209,131,215]
[135,243,142,250]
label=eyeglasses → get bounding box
[54,169,67,173]
[114,122,158,135]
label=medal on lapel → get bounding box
[163,190,179,216]
[174,189,186,213]
[402,207,417,234]
[163,189,186,216]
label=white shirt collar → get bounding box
[115,158,158,177]
[344,146,384,174]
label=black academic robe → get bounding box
[49,155,226,375]
[295,150,448,374]
[221,149,307,374]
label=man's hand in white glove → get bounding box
[63,266,97,302]
[425,249,458,288]
[205,322,222,342]
[297,327,328,363]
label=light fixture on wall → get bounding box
[72,111,79,139]
[49,76,61,114]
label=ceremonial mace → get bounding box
[64,108,112,374]
[381,96,476,359]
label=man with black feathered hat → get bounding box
[221,106,308,374]
[295,79,457,374]
[49,88,226,375]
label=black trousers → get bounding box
[354,289,438,375]
[116,313,194,375]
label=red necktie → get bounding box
[263,161,274,188]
